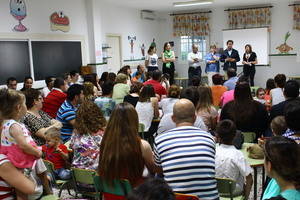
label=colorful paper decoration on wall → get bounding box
[276,32,293,54]
[128,36,136,60]
[50,11,70,32]
[10,0,28,32]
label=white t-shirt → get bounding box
[41,87,51,98]
[270,88,285,106]
[188,52,202,68]
[215,144,253,195]
[159,98,179,116]
[146,53,158,67]
[136,101,154,132]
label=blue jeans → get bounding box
[54,168,71,180]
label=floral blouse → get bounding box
[21,110,52,146]
[69,130,104,170]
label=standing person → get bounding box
[162,42,176,85]
[205,45,220,86]
[154,99,219,199]
[242,44,257,86]
[20,76,33,91]
[145,46,159,72]
[187,44,202,86]
[6,77,18,90]
[41,76,56,98]
[220,40,240,72]
[56,84,84,142]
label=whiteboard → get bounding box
[222,28,269,65]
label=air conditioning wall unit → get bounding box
[141,10,156,20]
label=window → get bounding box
[180,36,206,61]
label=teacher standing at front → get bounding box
[221,40,240,72]
[242,44,257,86]
[187,44,202,86]
[162,42,176,85]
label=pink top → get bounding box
[0,120,38,168]
[221,90,235,106]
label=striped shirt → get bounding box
[0,154,14,200]
[56,100,77,142]
[154,126,219,200]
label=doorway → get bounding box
[106,35,122,73]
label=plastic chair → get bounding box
[40,194,60,200]
[71,168,100,199]
[138,123,145,139]
[242,132,256,143]
[175,193,199,200]
[93,175,132,200]
[216,177,245,200]
[43,159,72,197]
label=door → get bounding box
[106,35,121,74]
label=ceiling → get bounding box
[101,0,283,12]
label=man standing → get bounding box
[154,99,219,200]
[221,40,240,72]
[187,44,202,86]
[56,84,84,142]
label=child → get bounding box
[42,128,71,180]
[0,89,51,199]
[254,88,266,104]
[215,120,253,199]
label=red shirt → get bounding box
[42,144,68,169]
[42,89,67,118]
[143,80,167,96]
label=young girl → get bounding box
[262,136,300,200]
[0,89,50,199]
[42,128,70,180]
[254,88,266,105]
[145,46,159,72]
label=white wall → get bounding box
[157,2,300,87]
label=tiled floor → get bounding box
[54,168,265,200]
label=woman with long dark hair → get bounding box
[242,44,257,86]
[220,81,269,138]
[162,42,175,85]
[98,103,157,187]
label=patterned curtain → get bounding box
[228,7,271,29]
[294,5,300,30]
[173,13,210,37]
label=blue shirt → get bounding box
[263,179,300,200]
[154,126,219,199]
[205,53,220,73]
[94,97,116,120]
[56,100,77,142]
[223,77,239,91]
[132,71,145,83]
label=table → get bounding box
[241,143,265,200]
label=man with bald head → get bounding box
[188,44,202,86]
[154,99,218,200]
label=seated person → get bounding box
[124,82,144,107]
[254,88,266,104]
[215,120,253,199]
[143,70,167,97]
[131,65,146,83]
[41,76,56,98]
[42,128,71,180]
[211,74,227,107]
[223,68,238,91]
[282,98,300,144]
[6,77,18,90]
[112,73,130,104]
[56,84,84,142]
[262,136,300,200]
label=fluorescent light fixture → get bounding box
[173,0,213,7]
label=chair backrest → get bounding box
[175,193,199,200]
[43,159,57,181]
[242,132,256,143]
[216,177,236,198]
[138,123,145,139]
[93,176,132,196]
[71,168,97,185]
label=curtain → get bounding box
[294,5,300,30]
[228,7,271,29]
[173,13,210,37]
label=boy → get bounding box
[215,120,253,199]
[42,128,70,180]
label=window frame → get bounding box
[179,35,208,63]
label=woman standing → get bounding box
[145,46,159,72]
[205,45,220,86]
[162,42,176,85]
[98,103,157,187]
[242,44,257,86]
